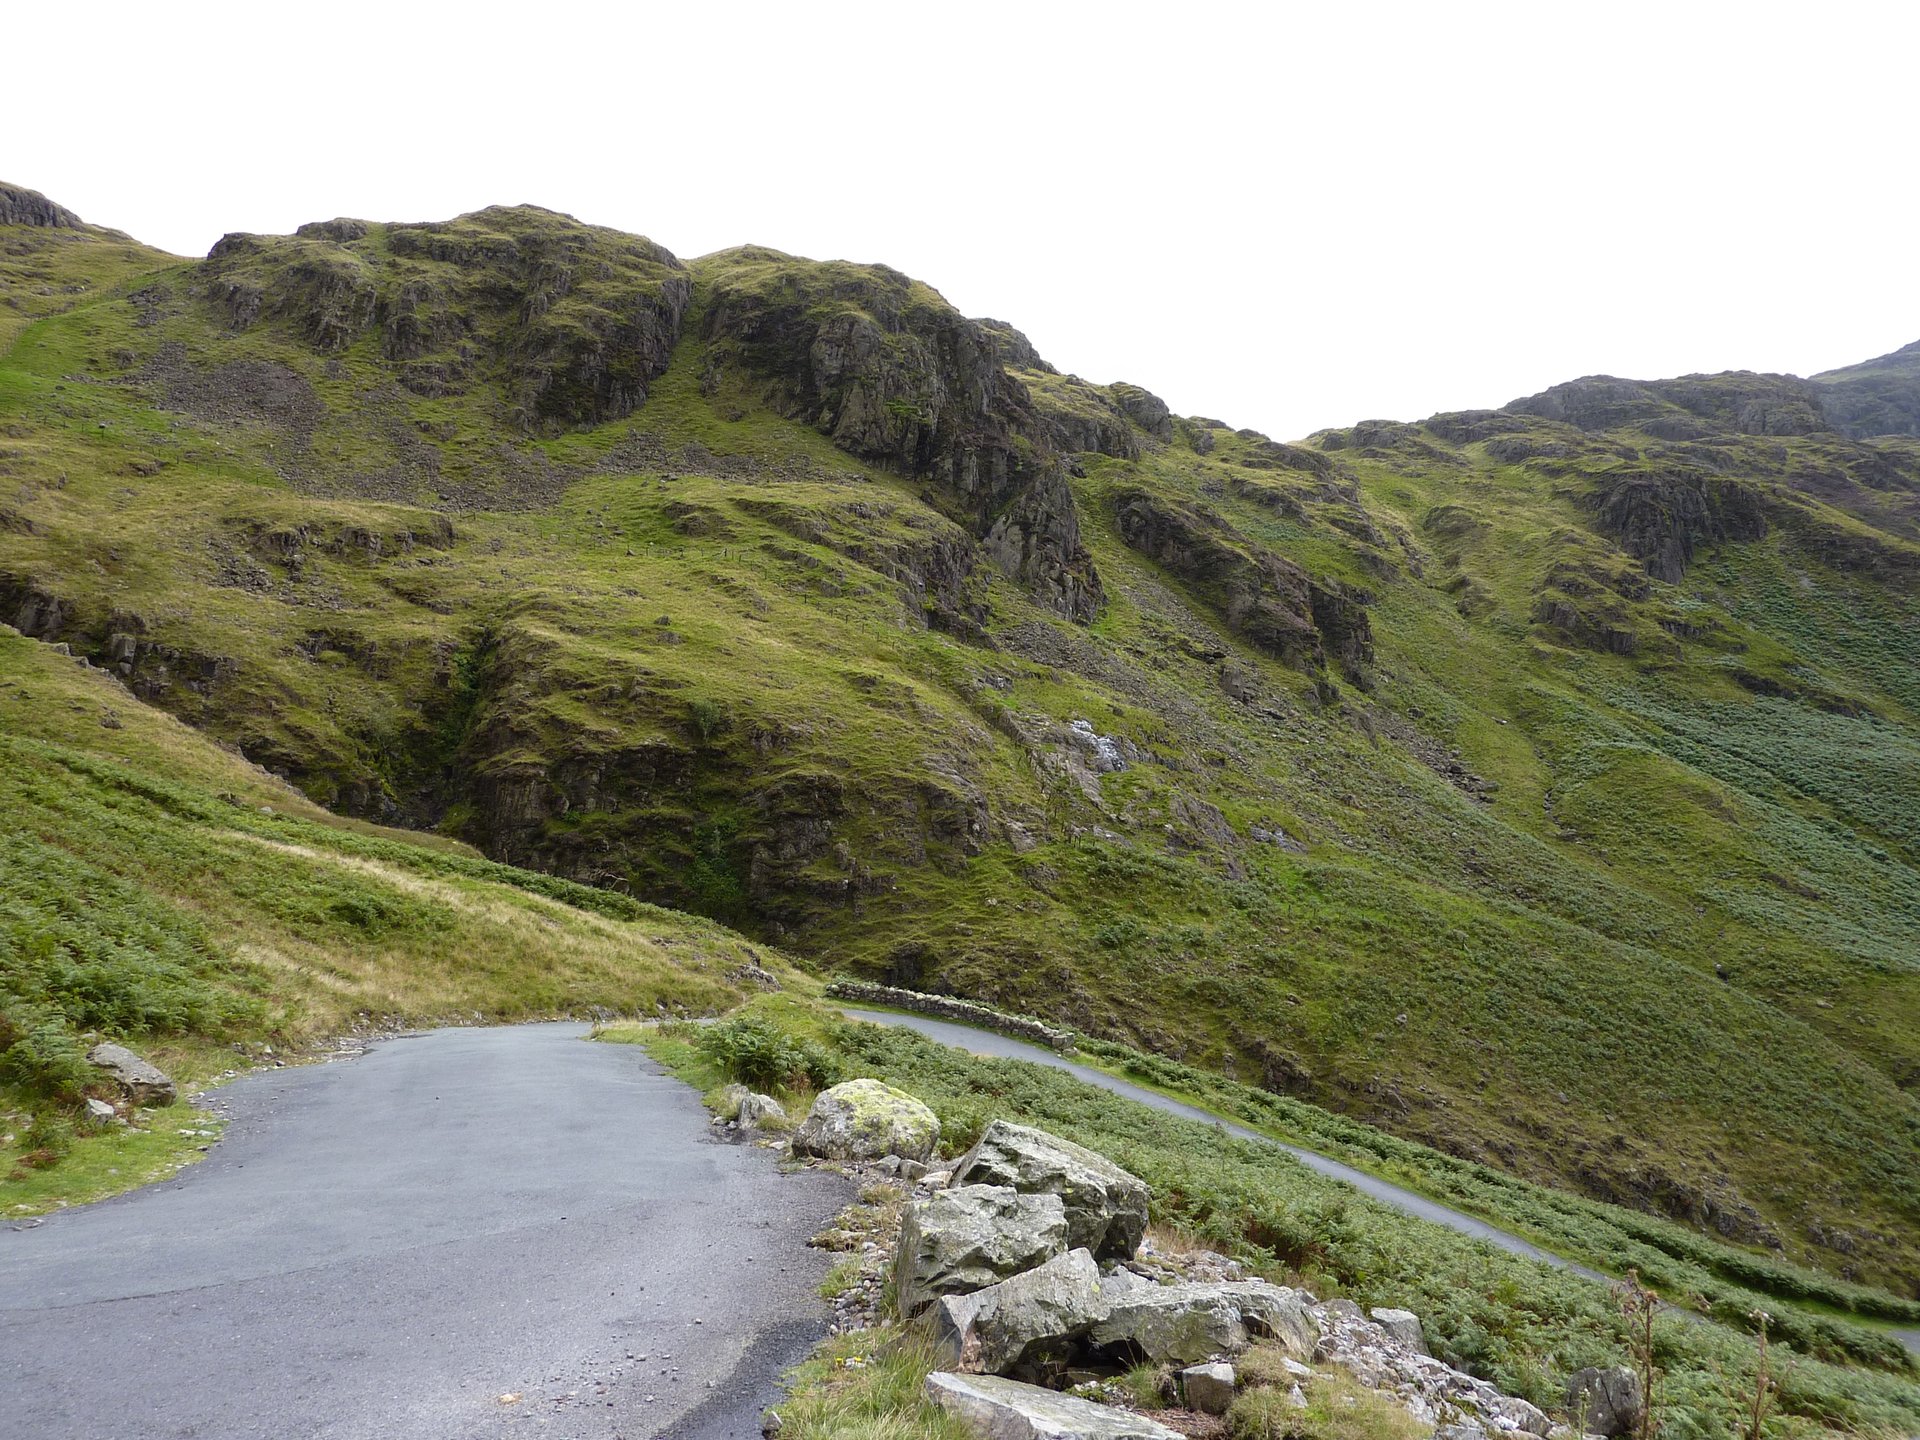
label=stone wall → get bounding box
[824,981,1076,1053]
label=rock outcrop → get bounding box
[697,249,1104,620]
[951,1121,1150,1260]
[1114,490,1374,675]
[1312,1300,1551,1437]
[1582,470,1769,582]
[792,1078,940,1163]
[0,182,86,229]
[200,206,691,431]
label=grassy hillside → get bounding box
[0,626,791,1202]
[0,188,1913,1294]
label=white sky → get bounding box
[12,1,1918,440]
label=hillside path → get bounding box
[0,1023,849,1440]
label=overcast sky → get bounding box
[13,1,1917,439]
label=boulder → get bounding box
[928,1248,1108,1374]
[736,1093,788,1130]
[85,1043,176,1106]
[1565,1366,1643,1439]
[1370,1307,1427,1355]
[951,1121,1149,1259]
[791,1079,939,1162]
[1180,1362,1237,1415]
[925,1371,1183,1440]
[895,1185,1070,1316]
[1090,1280,1316,1366]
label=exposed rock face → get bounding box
[0,183,85,229]
[85,1043,176,1106]
[1583,471,1768,582]
[1109,383,1173,440]
[952,1121,1150,1260]
[975,319,1055,374]
[928,1247,1108,1374]
[201,207,691,431]
[698,249,1103,620]
[1089,1279,1316,1365]
[925,1371,1183,1440]
[894,1185,1070,1317]
[1114,490,1373,674]
[1564,1366,1643,1438]
[792,1078,940,1162]
[1507,372,1829,438]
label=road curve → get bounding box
[841,1008,1920,1366]
[838,1006,1618,1285]
[0,1023,849,1440]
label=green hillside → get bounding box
[0,623,791,1198]
[1,183,1914,1294]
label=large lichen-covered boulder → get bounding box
[895,1185,1069,1316]
[85,1043,176,1107]
[1089,1280,1316,1366]
[927,1248,1108,1375]
[925,1371,1182,1440]
[951,1121,1149,1259]
[791,1078,939,1163]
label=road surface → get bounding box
[0,1023,849,1440]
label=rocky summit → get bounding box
[1,183,1917,1299]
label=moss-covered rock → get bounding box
[792,1078,939,1162]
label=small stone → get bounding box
[85,1098,117,1123]
[760,1408,783,1437]
[1180,1362,1237,1415]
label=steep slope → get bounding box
[0,623,789,1196]
[0,190,1915,1292]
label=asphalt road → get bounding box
[0,1023,849,1440]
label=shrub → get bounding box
[15,1111,77,1170]
[696,1016,838,1091]
[0,1006,94,1103]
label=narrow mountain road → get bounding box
[0,1024,849,1440]
[838,1006,1920,1364]
[837,1007,1602,1275]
